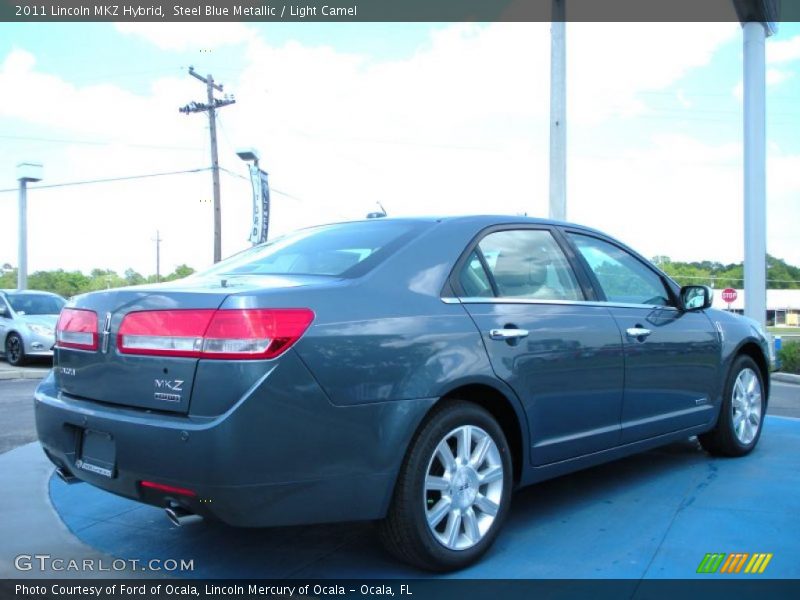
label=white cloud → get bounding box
[0,48,199,143]
[114,22,256,51]
[569,22,738,122]
[570,134,743,264]
[766,67,792,85]
[767,34,800,64]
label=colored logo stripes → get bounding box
[697,553,773,574]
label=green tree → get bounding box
[169,264,195,280]
[0,268,17,289]
[124,269,146,286]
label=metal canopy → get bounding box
[732,0,781,30]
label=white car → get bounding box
[0,289,66,366]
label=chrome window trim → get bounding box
[441,296,679,311]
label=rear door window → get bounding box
[458,229,583,301]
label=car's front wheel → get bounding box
[699,355,765,457]
[379,401,513,571]
[5,333,27,367]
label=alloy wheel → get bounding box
[6,336,22,364]
[731,367,762,445]
[423,425,504,551]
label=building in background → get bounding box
[712,289,800,327]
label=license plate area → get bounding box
[76,429,116,478]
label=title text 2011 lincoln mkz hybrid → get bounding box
[35,216,772,571]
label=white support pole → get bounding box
[17,180,28,291]
[549,0,566,221]
[743,21,767,328]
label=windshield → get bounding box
[7,294,66,316]
[200,220,417,278]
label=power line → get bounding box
[217,167,306,203]
[68,66,186,85]
[0,167,210,194]
[217,166,350,220]
[0,133,202,152]
[669,274,800,285]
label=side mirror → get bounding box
[680,285,713,311]
[0,306,8,318]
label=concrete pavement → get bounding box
[0,358,50,381]
[0,379,38,453]
[0,443,134,579]
[772,372,800,385]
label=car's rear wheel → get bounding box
[379,401,513,571]
[699,355,765,457]
[5,333,27,367]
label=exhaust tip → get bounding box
[55,467,80,485]
[165,506,203,527]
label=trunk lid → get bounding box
[54,274,323,414]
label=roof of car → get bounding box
[0,289,62,296]
[348,214,608,237]
[346,214,602,231]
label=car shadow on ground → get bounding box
[0,356,52,368]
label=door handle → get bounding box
[489,328,529,341]
[626,327,652,339]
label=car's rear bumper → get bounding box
[34,353,435,527]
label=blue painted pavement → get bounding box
[50,416,800,579]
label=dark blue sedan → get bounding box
[35,216,771,571]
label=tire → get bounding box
[378,400,513,571]
[5,333,27,367]
[699,355,765,457]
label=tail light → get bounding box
[56,308,99,351]
[118,308,314,360]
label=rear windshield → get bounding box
[7,294,66,315]
[200,220,418,278]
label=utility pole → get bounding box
[153,230,162,282]
[179,66,235,263]
[549,0,567,221]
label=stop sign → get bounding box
[721,288,738,303]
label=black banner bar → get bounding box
[2,579,800,600]
[2,0,799,23]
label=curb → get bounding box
[773,372,800,385]
[0,368,50,381]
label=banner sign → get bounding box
[248,165,270,245]
[3,1,796,23]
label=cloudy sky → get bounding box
[0,21,798,277]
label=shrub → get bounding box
[778,340,800,374]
